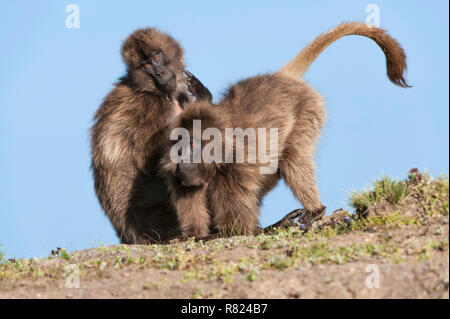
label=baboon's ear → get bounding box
[121,34,145,69]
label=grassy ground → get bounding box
[0,170,448,298]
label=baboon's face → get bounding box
[162,132,217,188]
[175,139,216,188]
[140,50,177,94]
[121,28,185,95]
[162,103,223,188]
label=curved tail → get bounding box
[279,22,410,88]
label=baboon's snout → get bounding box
[177,161,201,187]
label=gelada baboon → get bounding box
[91,28,212,244]
[161,22,410,238]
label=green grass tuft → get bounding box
[59,249,71,261]
[349,176,410,214]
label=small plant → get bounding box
[246,270,258,282]
[259,240,271,250]
[192,286,204,299]
[59,249,71,261]
[114,257,124,269]
[0,245,4,264]
[349,176,410,214]
[267,254,291,270]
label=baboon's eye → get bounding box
[152,55,159,62]
[143,63,151,69]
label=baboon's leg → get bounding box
[279,136,325,221]
[279,92,327,220]
[170,186,211,238]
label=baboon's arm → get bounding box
[168,183,211,238]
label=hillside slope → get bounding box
[1,170,448,298]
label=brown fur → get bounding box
[161,22,409,237]
[281,22,410,87]
[91,28,210,243]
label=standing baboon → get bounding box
[91,28,212,244]
[160,22,410,238]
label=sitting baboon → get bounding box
[160,22,410,238]
[91,28,212,244]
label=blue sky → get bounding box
[1,1,448,258]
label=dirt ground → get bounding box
[1,174,448,298]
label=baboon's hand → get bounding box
[263,206,326,233]
[185,70,213,103]
[263,209,305,232]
